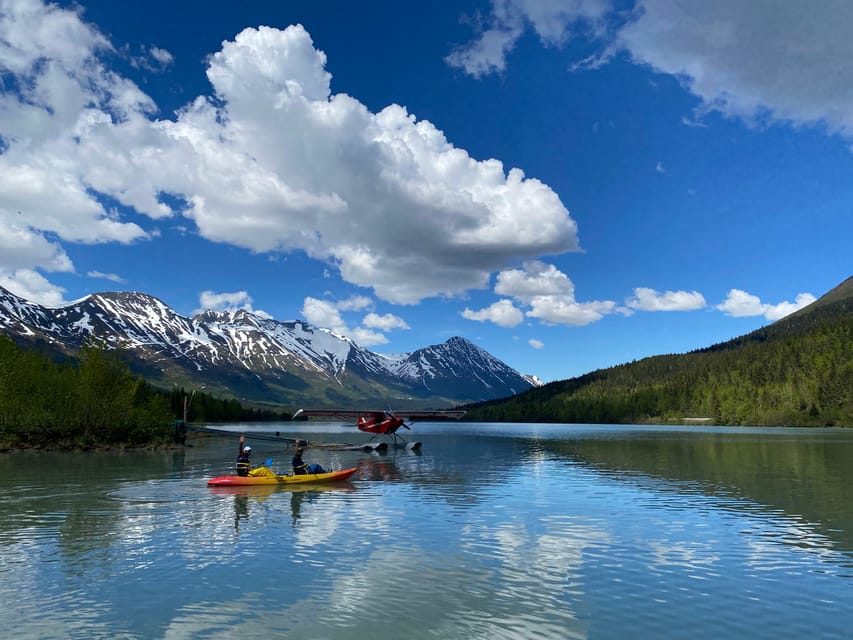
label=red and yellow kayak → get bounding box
[207,467,357,486]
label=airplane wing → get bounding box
[391,410,466,421]
[292,408,465,421]
[292,409,362,421]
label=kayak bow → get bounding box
[207,467,357,486]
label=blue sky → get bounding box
[1,0,851,383]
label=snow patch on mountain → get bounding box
[0,285,541,405]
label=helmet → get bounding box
[243,446,252,453]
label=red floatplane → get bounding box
[292,408,465,449]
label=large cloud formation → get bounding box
[0,1,579,305]
[617,1,853,134]
[452,0,853,136]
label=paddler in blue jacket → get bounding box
[291,440,307,474]
[292,439,324,474]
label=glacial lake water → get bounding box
[2,422,853,639]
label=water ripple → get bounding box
[3,426,853,638]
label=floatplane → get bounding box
[292,408,466,451]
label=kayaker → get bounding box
[292,439,325,475]
[236,435,276,478]
[292,440,308,475]
[236,435,252,476]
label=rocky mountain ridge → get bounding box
[0,287,540,408]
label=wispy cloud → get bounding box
[451,1,853,138]
[87,270,125,283]
[446,0,610,78]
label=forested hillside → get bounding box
[0,337,292,448]
[0,338,175,448]
[463,277,853,427]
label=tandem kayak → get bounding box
[207,467,357,486]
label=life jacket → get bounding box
[292,454,306,475]
[235,454,251,477]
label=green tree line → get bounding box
[0,337,174,447]
[166,387,291,424]
[463,294,853,427]
[0,337,293,448]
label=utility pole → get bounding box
[183,389,196,424]
[182,387,205,424]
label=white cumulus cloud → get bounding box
[196,290,271,318]
[362,312,410,331]
[0,219,73,273]
[495,260,574,303]
[0,268,67,307]
[626,287,707,312]
[352,327,389,347]
[764,294,817,321]
[0,217,73,303]
[301,296,348,334]
[462,299,524,327]
[465,261,618,327]
[715,289,765,318]
[302,296,408,346]
[527,295,616,326]
[0,3,580,307]
[717,289,816,321]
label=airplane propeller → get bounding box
[385,409,411,430]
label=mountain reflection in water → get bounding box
[1,423,852,639]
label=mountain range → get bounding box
[0,286,539,409]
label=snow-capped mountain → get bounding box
[388,336,541,399]
[0,286,540,408]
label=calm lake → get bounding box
[2,422,853,639]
